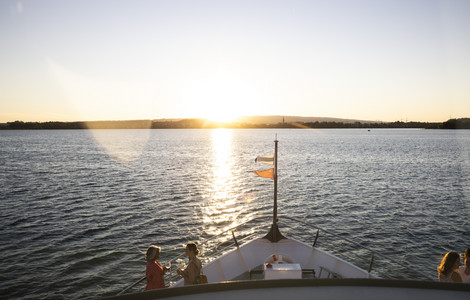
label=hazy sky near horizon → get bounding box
[1,0,469,123]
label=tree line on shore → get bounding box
[1,118,469,130]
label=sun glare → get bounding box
[179,75,258,123]
[205,111,239,123]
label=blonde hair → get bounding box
[146,245,161,262]
[186,242,200,256]
[437,251,460,276]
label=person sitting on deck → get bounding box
[458,248,470,283]
[177,242,202,285]
[437,251,463,283]
[145,245,169,290]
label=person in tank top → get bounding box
[177,242,202,285]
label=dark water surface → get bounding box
[1,129,469,299]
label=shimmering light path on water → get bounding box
[0,129,469,299]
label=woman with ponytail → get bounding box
[177,242,202,285]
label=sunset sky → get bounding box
[1,0,469,123]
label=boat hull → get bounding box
[103,279,470,300]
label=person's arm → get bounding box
[451,271,463,283]
[177,262,192,280]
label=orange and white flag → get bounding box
[252,168,274,179]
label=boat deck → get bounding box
[170,236,375,288]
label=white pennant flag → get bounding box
[255,154,274,165]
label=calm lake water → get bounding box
[1,129,469,299]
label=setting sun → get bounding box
[179,74,259,123]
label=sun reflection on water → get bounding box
[211,128,233,201]
[202,129,241,236]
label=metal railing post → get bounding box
[232,231,239,248]
[368,252,375,273]
[312,229,320,247]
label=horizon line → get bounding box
[2,115,462,124]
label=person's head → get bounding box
[185,242,200,258]
[437,251,461,276]
[146,245,161,262]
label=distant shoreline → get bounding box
[1,118,469,130]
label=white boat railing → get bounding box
[279,215,434,281]
[117,215,433,295]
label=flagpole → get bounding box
[273,138,278,227]
[260,137,285,242]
